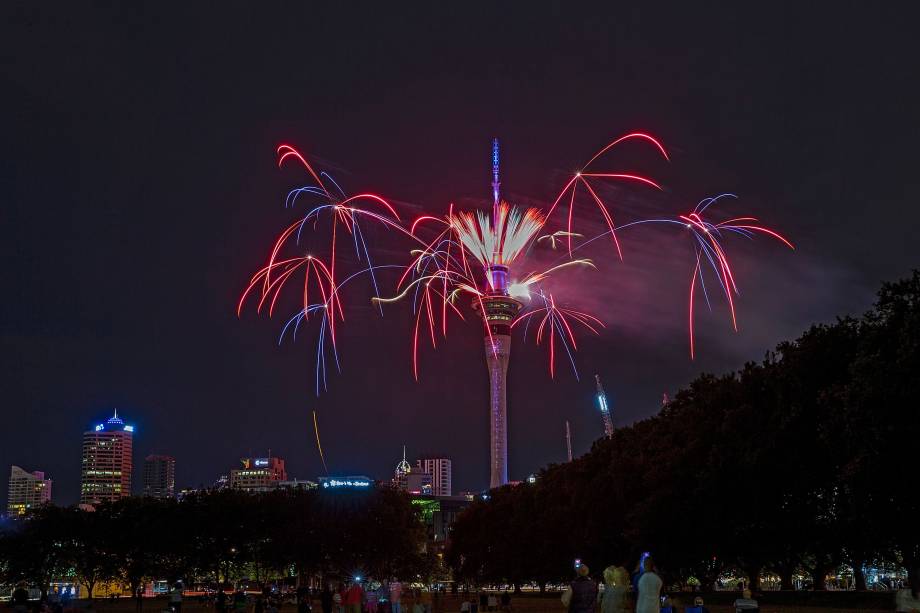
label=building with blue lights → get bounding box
[80,410,134,505]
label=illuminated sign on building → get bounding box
[91,411,135,434]
[253,458,269,467]
[319,476,373,490]
[411,498,440,522]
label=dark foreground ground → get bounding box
[68,591,894,613]
[441,591,893,612]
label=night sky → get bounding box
[3,4,919,506]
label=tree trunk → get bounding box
[698,564,721,593]
[778,567,794,591]
[853,562,867,592]
[131,580,142,609]
[744,565,762,592]
[811,565,830,591]
[86,582,96,599]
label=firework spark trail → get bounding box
[545,133,669,257]
[240,145,438,391]
[274,264,405,394]
[537,230,583,250]
[512,292,605,379]
[547,193,794,357]
[312,410,329,475]
[239,136,794,394]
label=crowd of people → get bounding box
[313,580,446,613]
[561,558,920,613]
[6,562,920,613]
[562,555,753,613]
[157,580,423,613]
[187,580,511,613]
[9,582,70,613]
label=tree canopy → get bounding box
[447,271,920,591]
[0,487,430,594]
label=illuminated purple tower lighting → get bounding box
[491,137,501,221]
[475,138,522,488]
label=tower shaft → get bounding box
[478,296,521,488]
[485,334,512,488]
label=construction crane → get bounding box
[595,374,614,439]
[565,420,573,462]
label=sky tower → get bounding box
[475,138,522,488]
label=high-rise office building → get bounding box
[416,457,452,497]
[229,457,286,492]
[7,466,52,515]
[80,410,134,505]
[142,455,176,498]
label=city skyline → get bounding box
[4,5,919,507]
[3,415,464,508]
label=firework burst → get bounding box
[238,134,793,394]
[679,193,795,358]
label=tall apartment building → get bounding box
[142,455,176,498]
[229,457,286,492]
[7,466,52,515]
[416,457,452,497]
[80,410,134,505]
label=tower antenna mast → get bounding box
[595,374,615,439]
[491,137,501,224]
